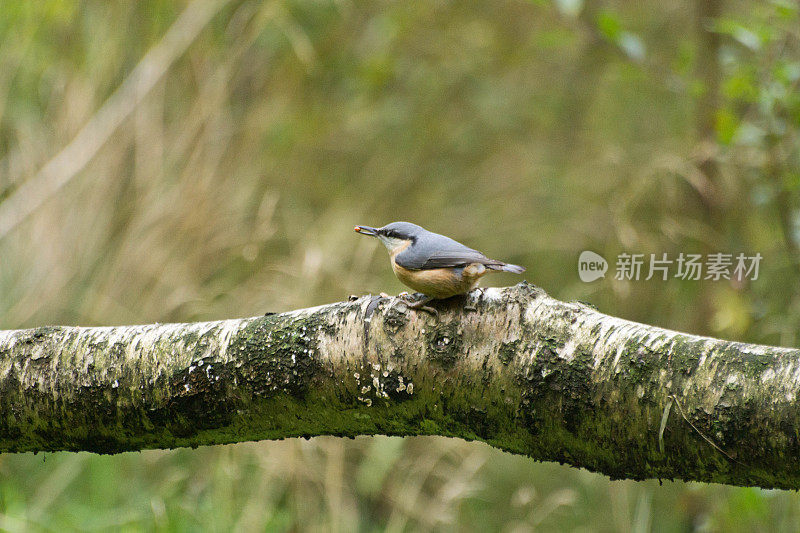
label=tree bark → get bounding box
[1,283,799,489]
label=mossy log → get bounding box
[1,283,799,489]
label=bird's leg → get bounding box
[396,291,422,304]
[401,293,438,316]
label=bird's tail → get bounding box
[486,261,526,274]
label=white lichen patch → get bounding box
[738,343,797,356]
[479,287,505,303]
[611,344,626,369]
[314,304,365,366]
[0,329,18,349]
[558,338,577,363]
[523,297,550,326]
[281,302,338,319]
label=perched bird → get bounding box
[354,221,525,310]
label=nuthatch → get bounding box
[354,222,525,310]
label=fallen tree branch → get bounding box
[1,283,798,489]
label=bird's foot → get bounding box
[400,293,438,317]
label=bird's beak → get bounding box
[354,225,379,237]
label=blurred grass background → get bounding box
[0,0,799,530]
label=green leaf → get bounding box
[722,71,758,103]
[715,108,740,145]
[595,11,621,40]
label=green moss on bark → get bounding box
[2,284,800,489]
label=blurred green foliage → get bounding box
[0,0,799,530]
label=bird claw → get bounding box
[402,294,438,316]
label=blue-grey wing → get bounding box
[395,234,491,270]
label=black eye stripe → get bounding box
[382,229,407,239]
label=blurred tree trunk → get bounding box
[694,0,723,196]
[693,0,725,333]
[554,3,613,149]
[1,283,799,489]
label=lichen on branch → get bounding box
[1,282,798,489]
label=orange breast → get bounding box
[391,261,487,298]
